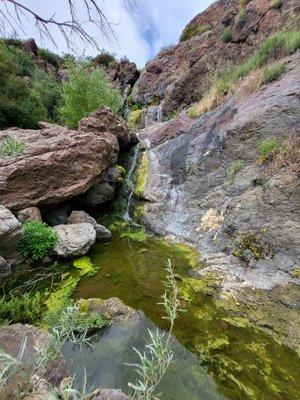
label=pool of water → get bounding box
[72,230,300,400]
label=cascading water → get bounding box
[123,142,141,221]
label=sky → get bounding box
[0,0,213,67]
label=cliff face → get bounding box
[132,0,299,115]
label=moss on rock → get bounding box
[134,152,148,197]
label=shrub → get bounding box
[262,61,285,83]
[59,64,123,128]
[180,23,211,42]
[257,139,279,163]
[0,292,45,325]
[38,48,61,67]
[93,51,116,67]
[19,221,58,261]
[18,89,47,128]
[270,0,283,9]
[0,136,27,157]
[220,27,232,43]
[7,46,35,77]
[235,9,246,27]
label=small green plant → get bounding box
[235,8,246,27]
[59,63,123,128]
[227,160,244,181]
[38,48,61,68]
[239,0,252,6]
[180,23,211,42]
[270,0,283,9]
[19,221,58,261]
[262,61,285,83]
[0,136,27,157]
[257,139,279,157]
[220,27,232,43]
[127,260,183,399]
[187,106,199,118]
[0,292,45,325]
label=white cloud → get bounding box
[0,0,213,67]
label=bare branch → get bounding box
[0,0,136,52]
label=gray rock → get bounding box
[0,205,23,266]
[84,182,115,206]
[17,206,42,223]
[67,211,112,240]
[53,223,96,257]
[44,204,71,226]
[0,255,11,279]
[90,388,129,400]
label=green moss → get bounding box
[178,275,219,301]
[172,242,201,269]
[134,152,148,197]
[127,109,145,130]
[222,316,249,328]
[233,232,266,261]
[120,229,148,242]
[73,256,98,276]
[187,106,199,118]
[180,23,211,42]
[116,165,126,183]
[133,203,145,222]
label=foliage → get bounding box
[0,136,27,157]
[270,0,283,9]
[233,232,268,261]
[257,139,279,157]
[127,109,145,130]
[6,46,35,77]
[227,160,244,181]
[239,0,252,6]
[59,63,123,128]
[93,51,116,67]
[235,9,246,27]
[19,221,58,262]
[127,260,183,399]
[180,23,211,42]
[187,106,199,118]
[38,48,61,67]
[220,27,232,43]
[120,229,148,242]
[216,29,300,94]
[262,61,285,83]
[0,292,45,325]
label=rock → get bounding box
[84,182,115,207]
[17,206,42,223]
[53,223,96,257]
[0,119,119,211]
[0,255,11,279]
[67,211,112,240]
[4,38,38,56]
[82,297,139,324]
[0,205,22,266]
[133,0,298,114]
[43,203,71,226]
[78,106,133,150]
[138,54,300,288]
[0,324,68,387]
[90,388,129,400]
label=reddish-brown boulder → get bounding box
[0,121,119,211]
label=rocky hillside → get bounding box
[132,0,299,115]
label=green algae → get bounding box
[134,152,148,197]
[73,229,300,400]
[120,228,148,242]
[73,256,98,276]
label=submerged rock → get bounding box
[0,205,22,266]
[17,206,42,223]
[67,211,112,240]
[53,223,96,257]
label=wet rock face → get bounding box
[53,223,96,257]
[0,205,22,266]
[138,56,300,290]
[133,0,297,114]
[0,114,119,212]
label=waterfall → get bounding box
[123,143,141,221]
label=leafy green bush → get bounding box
[38,48,61,67]
[216,29,300,94]
[0,292,45,325]
[270,0,283,9]
[262,61,285,83]
[180,23,211,42]
[0,136,27,157]
[59,64,123,128]
[257,139,279,156]
[6,45,35,77]
[19,221,58,261]
[220,27,232,43]
[235,9,246,27]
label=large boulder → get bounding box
[53,223,96,257]
[83,182,115,207]
[0,205,22,266]
[17,206,42,223]
[133,0,298,114]
[78,106,133,150]
[0,120,119,212]
[67,211,112,240]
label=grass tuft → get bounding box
[220,27,232,43]
[0,136,27,157]
[180,23,211,42]
[262,61,285,83]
